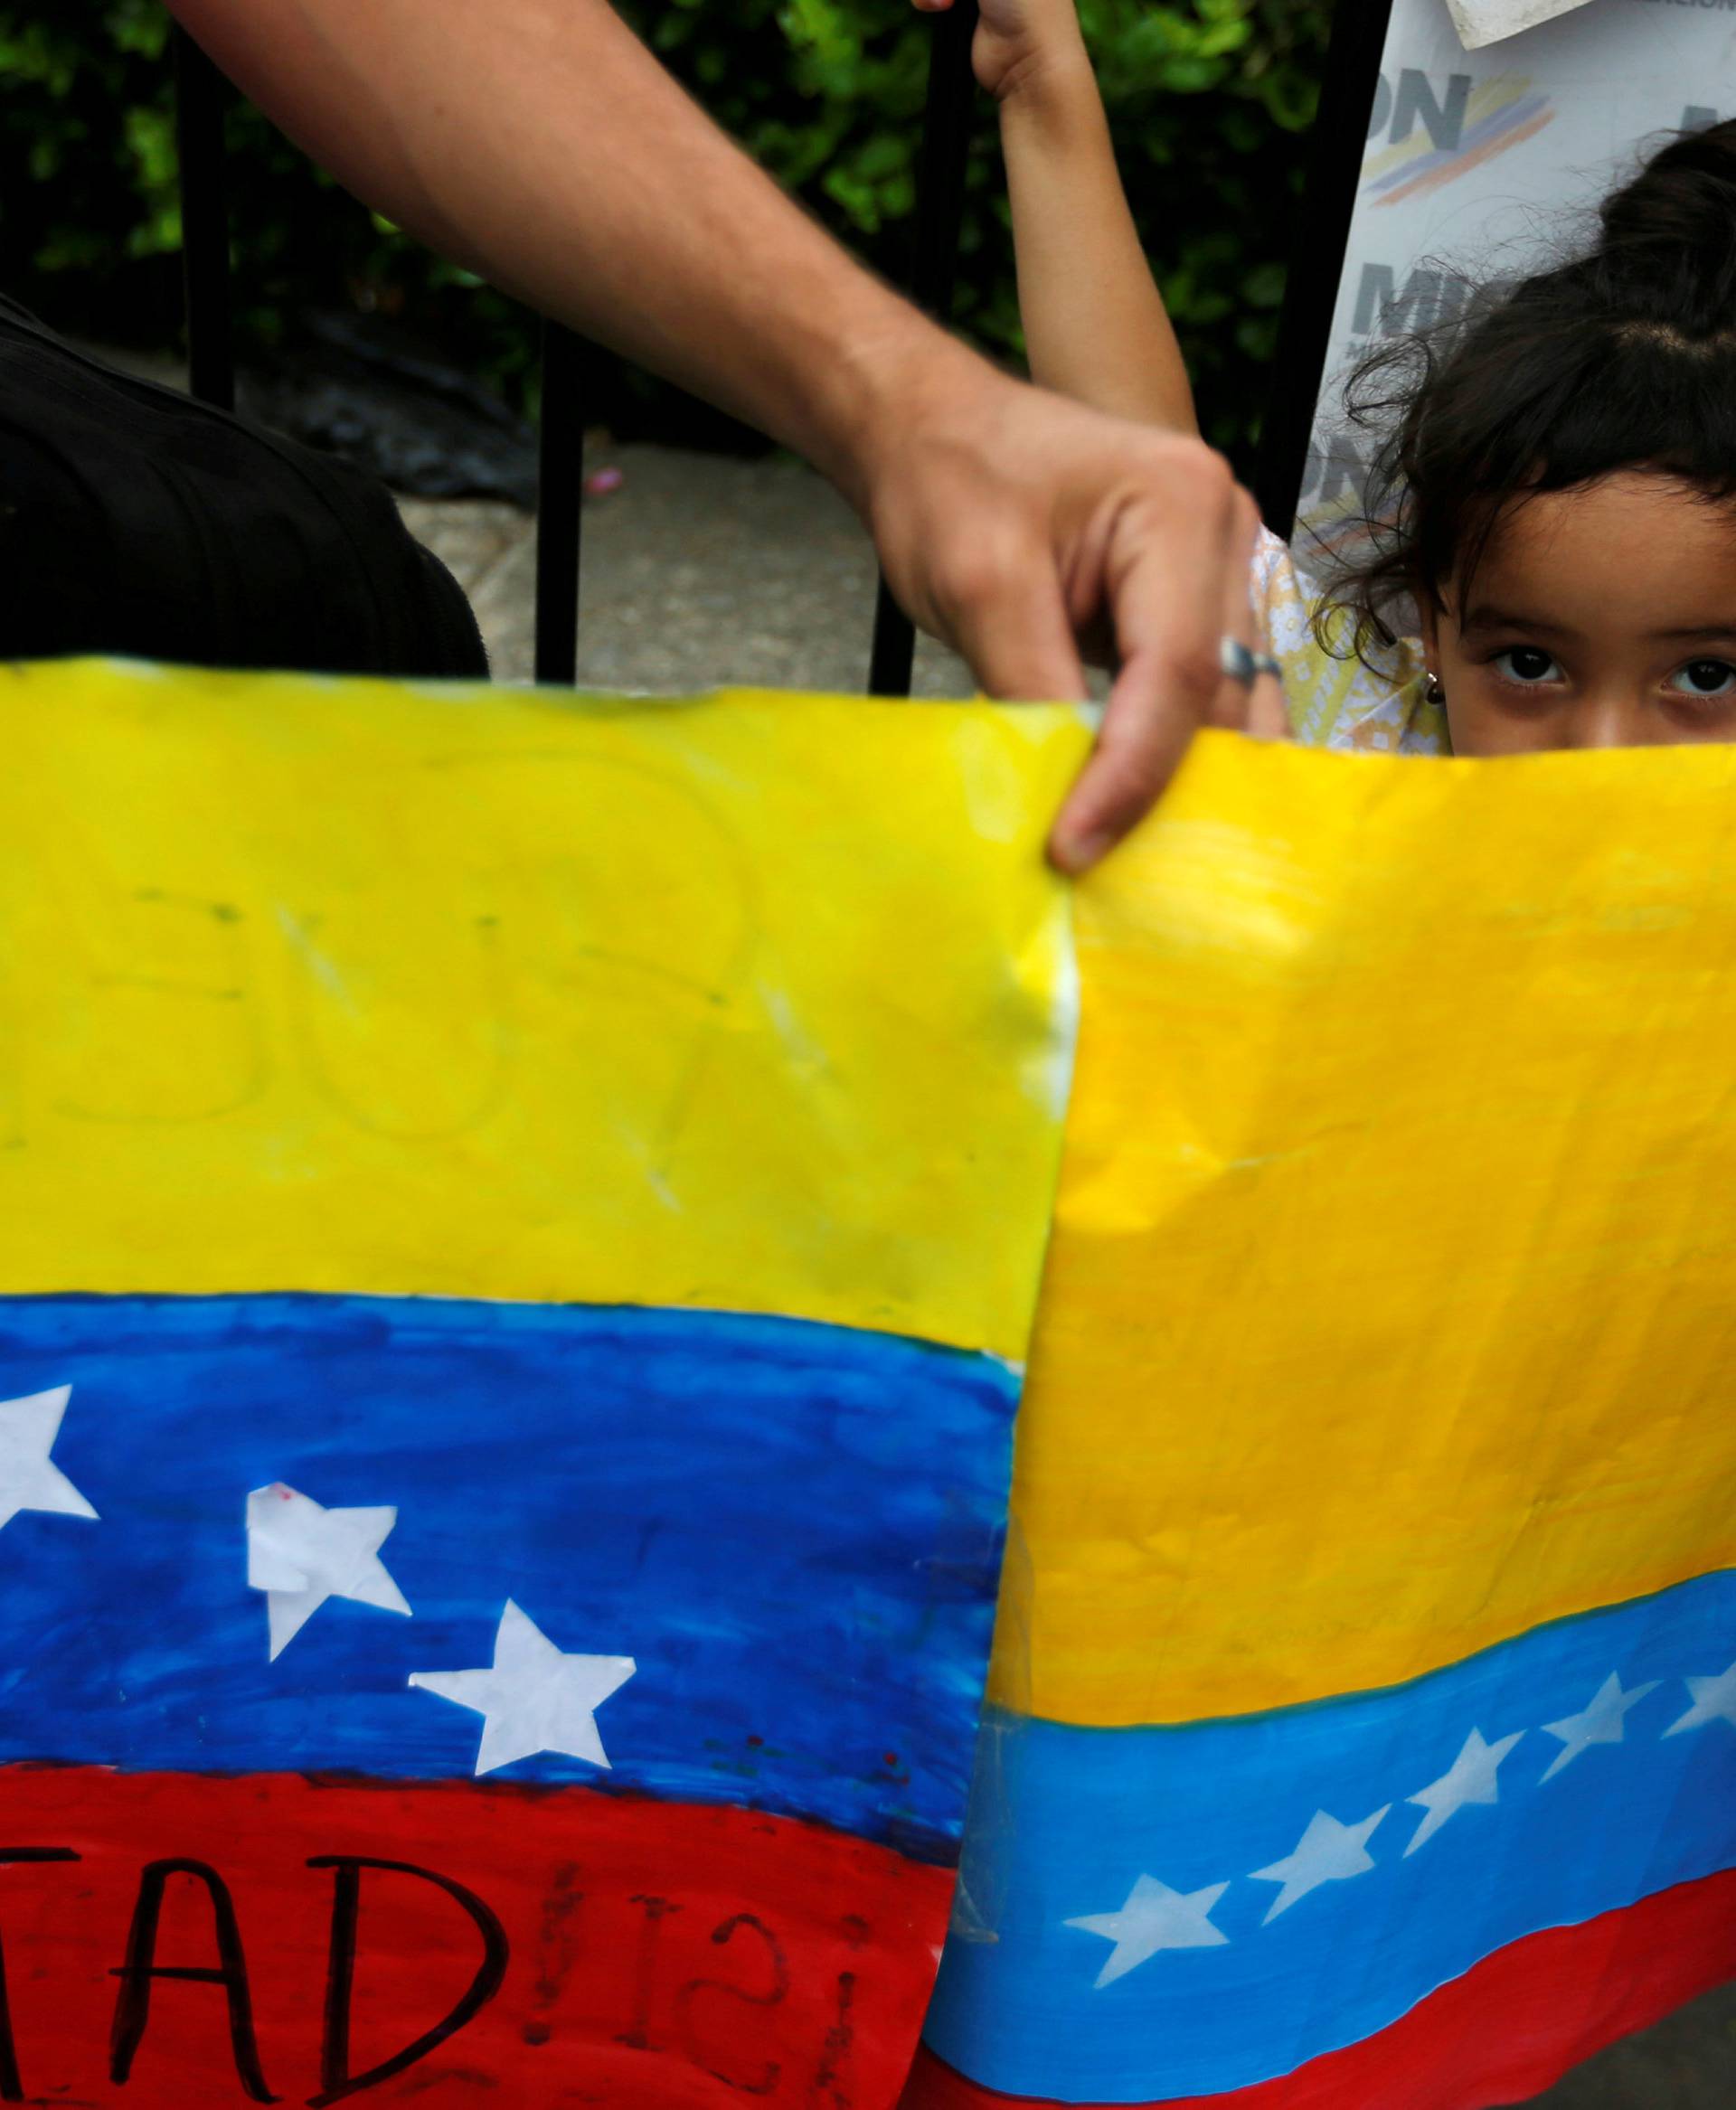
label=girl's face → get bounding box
[1422,472,1736,757]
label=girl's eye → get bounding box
[1668,658,1736,701]
[1491,645,1561,685]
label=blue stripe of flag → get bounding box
[0,1293,1018,1863]
[925,1568,1736,2099]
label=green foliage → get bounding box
[0,0,1332,466]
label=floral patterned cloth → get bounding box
[1251,527,1449,756]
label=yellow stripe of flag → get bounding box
[993,732,1736,1726]
[0,661,1086,1361]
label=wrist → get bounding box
[994,41,1096,119]
[804,306,996,521]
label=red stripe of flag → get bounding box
[0,1764,950,2106]
[901,1869,1736,2110]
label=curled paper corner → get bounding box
[1445,0,1599,51]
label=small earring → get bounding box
[1424,671,1446,707]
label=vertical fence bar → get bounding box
[867,0,980,699]
[535,319,586,686]
[1253,0,1394,538]
[171,24,235,412]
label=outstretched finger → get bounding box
[1246,650,1289,742]
[1212,489,1288,740]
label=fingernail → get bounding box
[1052,829,1115,877]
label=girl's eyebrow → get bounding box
[1462,608,1736,643]
[1459,605,1578,639]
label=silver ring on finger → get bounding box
[1219,636,1282,688]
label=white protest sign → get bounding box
[1448,0,1599,49]
[1297,0,1736,544]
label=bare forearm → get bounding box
[169,0,1272,872]
[999,61,1195,433]
[165,0,970,505]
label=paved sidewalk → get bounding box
[1536,1988,1736,2106]
[398,443,981,698]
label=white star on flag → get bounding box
[1664,1660,1736,1739]
[1539,1672,1659,1781]
[246,1484,411,1662]
[0,1386,98,1533]
[1064,1874,1231,1988]
[1250,1804,1389,1923]
[1404,1726,1526,1855]
[410,1600,636,1776]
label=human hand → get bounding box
[856,344,1284,873]
[911,0,1090,107]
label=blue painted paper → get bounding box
[0,1292,1020,1860]
[926,1569,1736,2098]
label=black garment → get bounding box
[0,295,488,678]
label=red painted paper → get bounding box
[0,1765,952,2107]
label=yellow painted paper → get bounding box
[0,661,1088,1358]
[994,731,1736,1726]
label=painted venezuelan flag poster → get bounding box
[3,668,1734,2110]
[910,737,1736,2109]
[0,662,1088,2109]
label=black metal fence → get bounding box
[167,1,1392,692]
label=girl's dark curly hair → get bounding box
[1312,118,1736,666]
